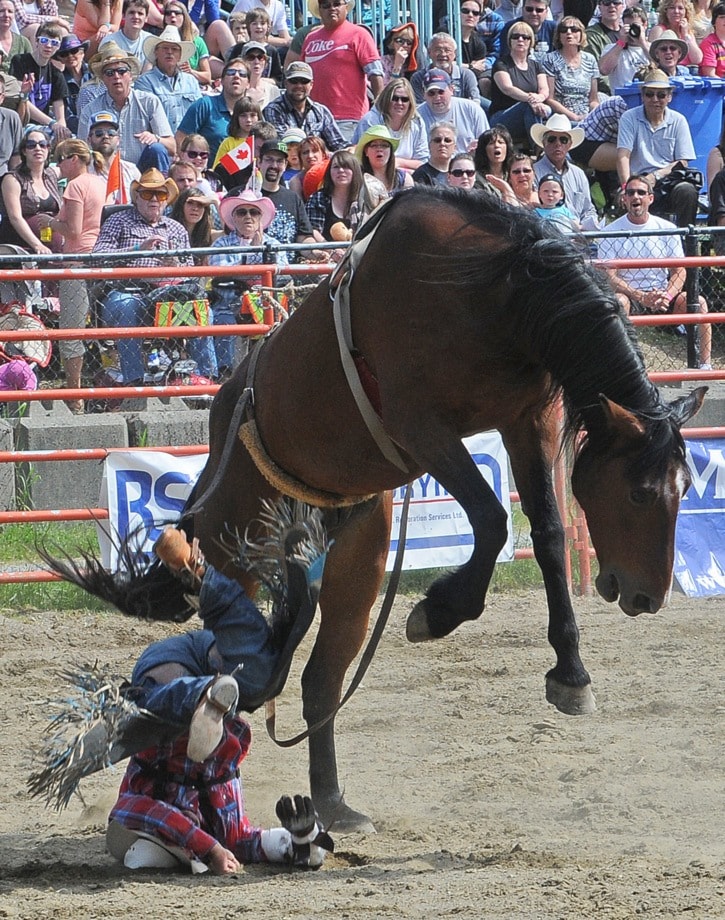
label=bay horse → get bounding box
[49,188,705,832]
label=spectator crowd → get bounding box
[0,0,719,403]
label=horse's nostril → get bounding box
[632,593,654,614]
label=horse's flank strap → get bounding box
[331,203,410,474]
[238,419,375,508]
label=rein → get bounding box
[265,481,412,747]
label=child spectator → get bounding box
[534,173,580,231]
[10,22,70,141]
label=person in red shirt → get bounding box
[296,0,383,141]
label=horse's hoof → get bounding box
[318,801,376,834]
[546,677,597,715]
[406,600,433,643]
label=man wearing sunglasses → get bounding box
[78,43,175,172]
[599,174,711,368]
[92,167,218,389]
[295,0,383,142]
[87,110,140,203]
[616,69,697,226]
[501,0,556,58]
[176,56,250,160]
[262,60,346,153]
[9,23,70,141]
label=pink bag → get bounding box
[0,358,37,391]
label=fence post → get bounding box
[684,228,701,368]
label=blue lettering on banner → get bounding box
[673,438,725,597]
[115,469,154,541]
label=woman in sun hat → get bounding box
[355,123,413,194]
[646,29,689,76]
[209,189,286,376]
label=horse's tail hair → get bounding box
[37,537,195,623]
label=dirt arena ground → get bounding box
[0,589,722,919]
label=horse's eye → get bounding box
[630,488,651,505]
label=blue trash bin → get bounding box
[615,76,725,180]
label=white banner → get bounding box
[100,432,513,572]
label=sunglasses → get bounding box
[461,7,481,14]
[524,5,546,11]
[56,153,76,163]
[103,66,131,77]
[426,88,446,96]
[58,47,84,56]
[657,45,681,52]
[644,90,670,98]
[234,207,262,217]
[164,7,183,13]
[431,136,455,143]
[391,94,410,102]
[287,77,310,84]
[624,188,650,196]
[393,36,414,45]
[600,0,622,5]
[224,68,249,77]
[245,52,266,60]
[511,167,533,174]
[185,149,209,159]
[511,33,532,39]
[38,36,61,47]
[545,134,571,144]
[25,139,49,149]
[137,188,169,200]
[92,128,119,137]
[559,25,581,32]
[450,168,475,177]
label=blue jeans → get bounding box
[490,102,545,146]
[210,284,249,372]
[137,142,172,176]
[130,566,279,724]
[102,289,218,382]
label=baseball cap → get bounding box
[89,110,119,129]
[423,68,453,92]
[285,60,314,81]
[260,140,289,158]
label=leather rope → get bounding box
[265,481,412,747]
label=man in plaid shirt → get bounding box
[107,716,334,873]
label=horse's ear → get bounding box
[598,395,646,441]
[668,386,708,429]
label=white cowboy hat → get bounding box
[142,25,196,65]
[219,189,276,230]
[307,0,354,18]
[530,113,584,150]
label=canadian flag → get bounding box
[218,137,254,176]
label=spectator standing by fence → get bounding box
[36,138,106,414]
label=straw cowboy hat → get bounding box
[130,168,179,206]
[530,113,584,149]
[307,0,354,17]
[649,30,688,63]
[90,41,141,78]
[219,189,276,230]
[640,68,673,89]
[354,124,400,160]
[142,25,196,65]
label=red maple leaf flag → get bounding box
[218,137,254,177]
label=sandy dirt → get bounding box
[0,588,722,919]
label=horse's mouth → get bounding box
[596,570,619,604]
[596,571,661,616]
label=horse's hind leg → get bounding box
[503,417,596,716]
[303,495,391,833]
[404,430,509,642]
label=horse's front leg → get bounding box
[503,419,596,715]
[303,495,391,833]
[404,431,509,641]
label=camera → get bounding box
[628,23,641,38]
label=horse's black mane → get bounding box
[388,186,686,477]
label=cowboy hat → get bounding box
[142,25,195,65]
[54,33,90,58]
[219,189,276,230]
[90,41,141,78]
[649,30,688,63]
[307,0,354,18]
[130,168,179,206]
[530,113,584,149]
[354,124,400,160]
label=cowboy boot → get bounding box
[186,674,239,762]
[154,527,206,590]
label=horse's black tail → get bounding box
[37,537,195,623]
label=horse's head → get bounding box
[571,388,706,616]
